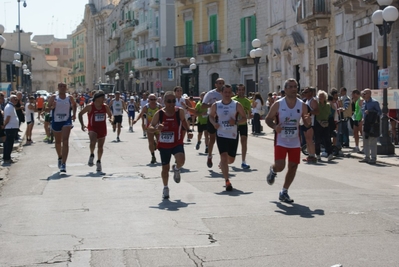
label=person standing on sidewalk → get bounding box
[209,84,247,191]
[0,93,6,144]
[232,84,252,169]
[2,95,20,164]
[47,83,77,173]
[24,96,37,145]
[148,91,192,199]
[201,78,224,168]
[359,89,381,165]
[265,78,311,203]
[79,90,112,172]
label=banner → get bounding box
[371,89,399,109]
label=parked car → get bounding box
[36,90,51,100]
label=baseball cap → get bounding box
[130,96,135,99]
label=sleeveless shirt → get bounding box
[276,97,303,148]
[215,100,238,139]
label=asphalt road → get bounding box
[0,115,398,267]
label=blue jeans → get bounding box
[4,128,18,161]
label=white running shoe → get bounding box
[173,164,181,183]
[88,154,94,166]
[162,187,170,199]
[96,161,102,172]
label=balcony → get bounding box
[333,0,377,14]
[69,58,75,62]
[120,50,136,61]
[134,22,149,36]
[197,40,221,60]
[122,20,137,33]
[133,0,145,10]
[149,27,160,41]
[174,44,195,59]
[149,0,160,9]
[133,58,150,70]
[297,0,331,26]
[111,29,120,40]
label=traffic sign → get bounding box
[135,79,140,84]
[155,80,162,88]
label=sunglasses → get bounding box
[149,98,157,101]
[166,99,176,104]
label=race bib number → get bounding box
[282,123,298,139]
[221,120,233,129]
[159,132,174,143]
[55,113,67,121]
[115,108,121,112]
[95,113,105,122]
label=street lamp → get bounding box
[13,53,22,90]
[371,0,398,155]
[17,1,27,90]
[250,39,263,93]
[189,57,196,95]
[129,70,134,93]
[115,73,119,92]
[24,68,30,92]
[0,24,6,83]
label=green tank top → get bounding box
[354,99,362,121]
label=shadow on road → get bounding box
[271,201,325,218]
[76,172,105,178]
[149,199,195,211]
[47,173,72,180]
[206,170,236,178]
[231,166,257,173]
[215,188,253,197]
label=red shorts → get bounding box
[274,145,301,164]
[88,127,107,139]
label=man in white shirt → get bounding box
[3,95,20,164]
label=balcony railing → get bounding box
[134,22,149,35]
[197,40,221,56]
[149,27,159,40]
[111,29,120,40]
[122,20,137,32]
[297,0,331,23]
[174,45,195,59]
[120,50,136,61]
[133,58,150,69]
[149,0,160,9]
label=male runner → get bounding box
[148,91,192,199]
[265,78,311,203]
[231,84,252,169]
[78,90,113,172]
[201,78,224,168]
[127,96,138,132]
[133,94,162,164]
[47,83,77,173]
[108,91,127,142]
[209,84,247,191]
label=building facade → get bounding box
[70,24,87,92]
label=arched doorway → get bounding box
[210,73,219,90]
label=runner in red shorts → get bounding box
[78,90,112,172]
[265,78,311,203]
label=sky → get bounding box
[0,0,88,39]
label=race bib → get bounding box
[55,113,67,122]
[282,122,298,139]
[159,132,174,143]
[95,113,105,122]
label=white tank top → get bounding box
[25,102,35,122]
[215,100,238,139]
[276,97,303,148]
[112,100,123,116]
[53,95,71,122]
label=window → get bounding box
[185,20,194,57]
[45,48,50,55]
[63,48,68,56]
[359,33,372,49]
[240,16,257,57]
[209,14,217,41]
[318,46,328,58]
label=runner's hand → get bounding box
[274,124,282,134]
[81,125,87,132]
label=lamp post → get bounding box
[115,73,119,92]
[24,68,30,92]
[13,53,22,90]
[129,70,134,93]
[0,24,6,84]
[17,1,27,90]
[22,63,27,92]
[371,0,398,155]
[189,57,196,96]
[250,39,263,93]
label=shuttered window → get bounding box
[209,14,217,41]
[240,15,257,57]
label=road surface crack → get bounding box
[183,248,204,267]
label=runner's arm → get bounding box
[208,103,219,129]
[78,105,92,130]
[236,103,247,125]
[148,110,160,133]
[179,108,190,131]
[69,95,77,120]
[133,106,147,124]
[265,101,280,130]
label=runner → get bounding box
[78,90,113,172]
[265,78,311,203]
[25,96,36,145]
[36,93,44,123]
[231,84,252,169]
[148,91,193,199]
[194,92,209,152]
[43,100,52,142]
[133,94,162,164]
[201,78,224,168]
[140,92,149,137]
[47,83,77,173]
[209,84,247,191]
[108,91,127,142]
[127,96,138,132]
[174,86,192,142]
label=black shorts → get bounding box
[45,114,51,122]
[207,117,216,134]
[197,123,207,133]
[159,144,185,166]
[237,124,248,137]
[37,108,43,112]
[113,115,123,125]
[300,125,312,132]
[354,120,360,127]
[216,135,239,157]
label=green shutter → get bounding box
[251,15,257,40]
[185,20,193,57]
[209,15,217,41]
[240,18,246,57]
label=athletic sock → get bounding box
[151,152,155,157]
[281,188,288,194]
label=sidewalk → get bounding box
[255,124,399,167]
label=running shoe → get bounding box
[303,156,317,164]
[316,155,321,161]
[207,157,213,168]
[266,166,277,185]
[195,141,201,150]
[58,158,62,169]
[143,131,147,137]
[173,164,181,183]
[151,156,156,164]
[205,147,208,154]
[96,161,102,172]
[279,191,294,203]
[225,180,233,191]
[129,126,133,132]
[241,163,250,169]
[43,136,49,142]
[116,137,120,142]
[327,154,334,161]
[162,187,170,199]
[60,163,66,173]
[88,154,94,167]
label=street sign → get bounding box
[135,79,140,84]
[155,80,162,88]
[168,69,174,81]
[378,68,389,89]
